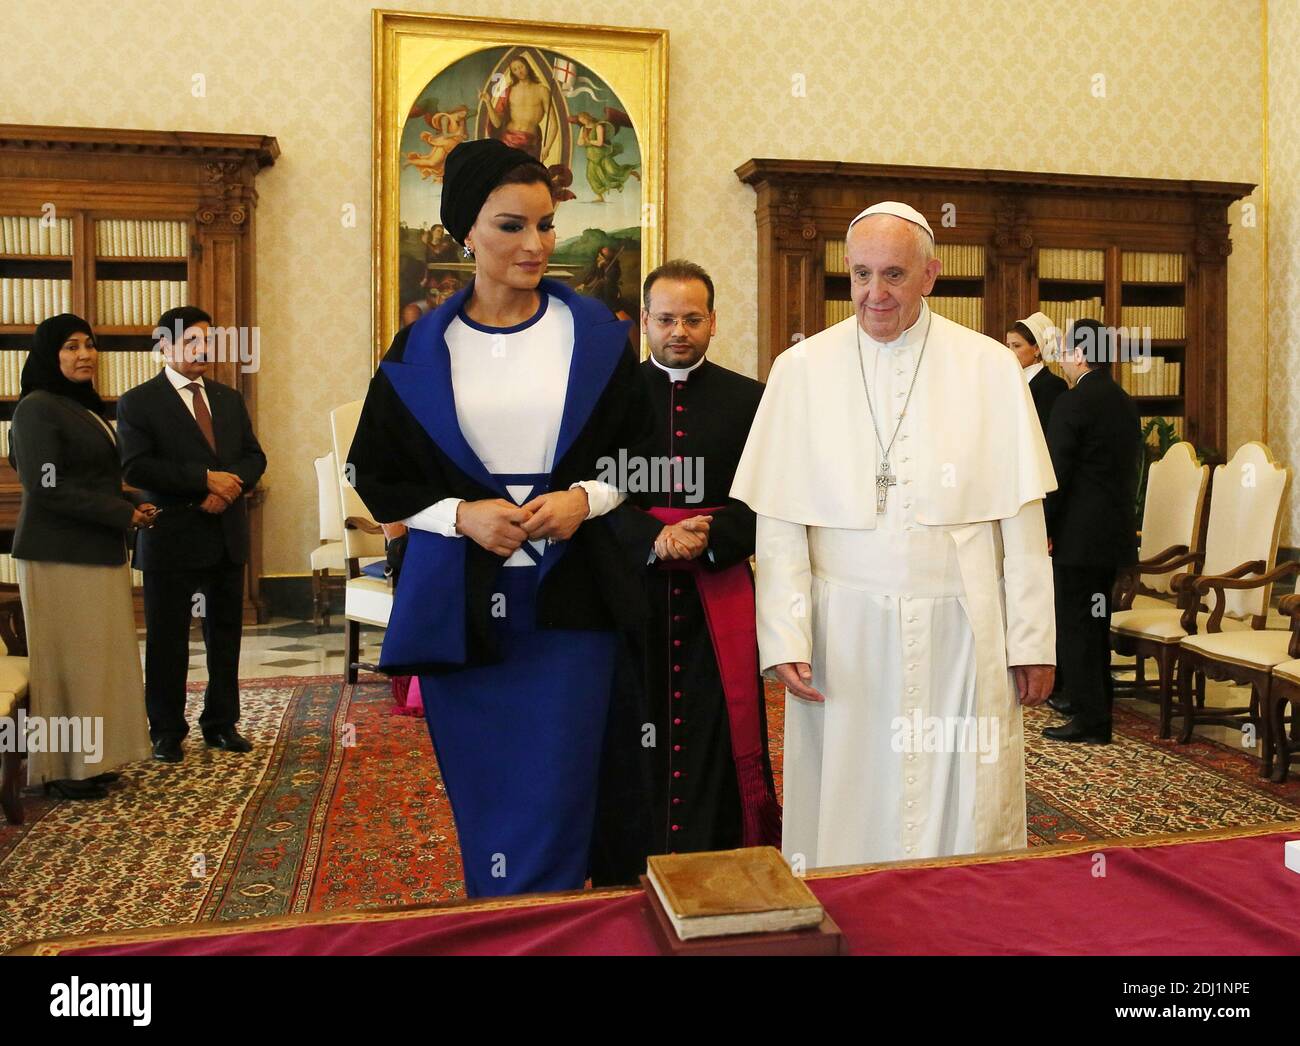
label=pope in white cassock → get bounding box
[731,202,1058,869]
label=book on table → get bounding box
[644,845,824,940]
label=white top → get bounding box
[403,294,625,565]
[163,363,208,420]
[1022,361,1044,384]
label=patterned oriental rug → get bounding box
[2,676,1299,953]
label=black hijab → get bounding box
[19,313,107,418]
[440,138,547,244]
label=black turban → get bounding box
[440,138,546,245]
[19,313,107,418]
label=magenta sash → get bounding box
[647,506,781,847]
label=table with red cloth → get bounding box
[13,823,1300,955]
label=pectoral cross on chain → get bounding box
[876,458,897,513]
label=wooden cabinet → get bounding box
[0,124,278,621]
[735,159,1253,459]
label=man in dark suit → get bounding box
[1042,319,1141,744]
[117,306,267,761]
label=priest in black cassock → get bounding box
[593,261,780,883]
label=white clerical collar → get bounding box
[858,299,930,351]
[650,352,706,382]
[164,365,206,391]
[1023,361,1045,383]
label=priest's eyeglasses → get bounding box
[649,313,709,331]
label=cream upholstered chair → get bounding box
[1267,611,1300,782]
[1112,442,1211,692]
[310,451,347,632]
[0,584,31,824]
[329,401,393,685]
[1111,443,1289,739]
[1171,446,1293,765]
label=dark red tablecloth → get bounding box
[22,826,1300,955]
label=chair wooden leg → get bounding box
[1158,646,1176,739]
[321,570,332,631]
[1176,653,1197,744]
[0,745,23,825]
[1194,670,1206,709]
[311,570,324,633]
[1268,689,1287,783]
[344,618,359,685]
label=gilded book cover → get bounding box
[645,846,823,940]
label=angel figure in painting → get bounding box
[571,109,640,202]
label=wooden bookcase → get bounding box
[0,125,279,622]
[735,158,1254,460]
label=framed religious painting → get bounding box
[372,9,669,362]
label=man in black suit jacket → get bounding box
[117,307,267,761]
[1042,319,1141,743]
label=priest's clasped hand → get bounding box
[773,662,826,703]
[654,515,713,561]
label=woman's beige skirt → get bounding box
[17,558,152,784]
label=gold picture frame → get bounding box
[372,9,669,364]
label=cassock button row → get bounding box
[674,717,682,725]
[673,744,682,752]
[673,639,682,647]
[674,690,682,699]
[674,771,681,778]
[672,797,682,805]
[676,405,685,412]
[674,664,682,673]
[671,825,680,832]
[675,430,684,437]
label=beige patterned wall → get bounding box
[1268,0,1300,547]
[0,0,1275,574]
